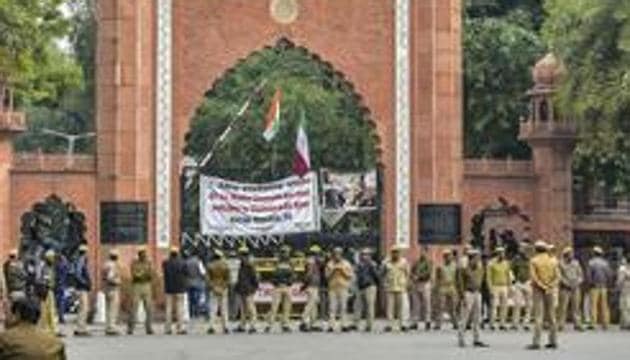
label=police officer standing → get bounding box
[37,250,60,337]
[325,247,353,332]
[352,248,379,332]
[487,247,511,331]
[3,249,27,304]
[266,246,294,333]
[127,247,154,335]
[557,246,584,331]
[103,249,122,336]
[528,240,559,350]
[234,246,259,334]
[435,250,458,330]
[206,249,231,334]
[410,248,433,331]
[300,245,323,332]
[163,246,188,335]
[587,246,612,330]
[383,246,410,332]
[456,248,489,348]
[511,249,532,330]
[72,244,91,336]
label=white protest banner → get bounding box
[253,282,308,304]
[200,172,320,236]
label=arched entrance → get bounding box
[180,39,382,257]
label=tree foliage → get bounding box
[185,41,378,183]
[464,5,544,158]
[543,0,630,193]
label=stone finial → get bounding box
[532,53,564,87]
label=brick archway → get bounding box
[96,0,463,258]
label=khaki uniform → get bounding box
[325,259,353,330]
[267,260,294,329]
[102,259,122,334]
[301,257,322,328]
[456,263,484,346]
[128,258,154,333]
[38,263,58,335]
[0,323,66,359]
[557,258,583,330]
[511,256,532,328]
[486,258,512,329]
[435,262,458,329]
[206,259,231,332]
[410,257,433,326]
[384,257,410,329]
[530,253,559,347]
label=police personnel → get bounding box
[435,250,458,330]
[456,248,489,348]
[103,249,122,336]
[3,249,27,303]
[0,298,66,359]
[511,250,532,330]
[266,245,295,333]
[127,247,154,335]
[206,249,231,334]
[325,247,353,332]
[383,246,410,332]
[352,247,379,332]
[72,244,91,337]
[37,250,59,337]
[557,246,584,331]
[410,248,433,331]
[234,246,259,333]
[300,245,323,332]
[487,247,511,331]
[162,246,188,335]
[528,240,559,350]
[587,246,612,330]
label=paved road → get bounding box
[64,323,629,360]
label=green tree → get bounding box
[0,0,81,106]
[185,41,378,182]
[464,13,544,158]
[543,0,630,193]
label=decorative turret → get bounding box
[0,83,26,134]
[519,53,578,247]
[519,53,576,143]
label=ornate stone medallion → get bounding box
[270,0,299,25]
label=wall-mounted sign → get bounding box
[100,202,148,244]
[418,204,462,245]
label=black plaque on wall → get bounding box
[100,202,148,244]
[418,204,462,245]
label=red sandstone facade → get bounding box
[0,1,628,277]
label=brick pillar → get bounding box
[0,89,26,256]
[96,0,156,264]
[519,53,577,248]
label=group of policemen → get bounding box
[1,239,629,352]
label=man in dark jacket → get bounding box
[72,244,91,336]
[162,246,188,335]
[352,248,379,332]
[234,246,259,333]
[53,254,69,324]
[4,249,27,303]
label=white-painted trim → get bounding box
[395,0,411,248]
[155,0,172,249]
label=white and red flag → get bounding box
[292,111,311,177]
[263,88,282,142]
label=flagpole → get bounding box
[198,78,268,170]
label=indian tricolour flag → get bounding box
[263,88,282,142]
